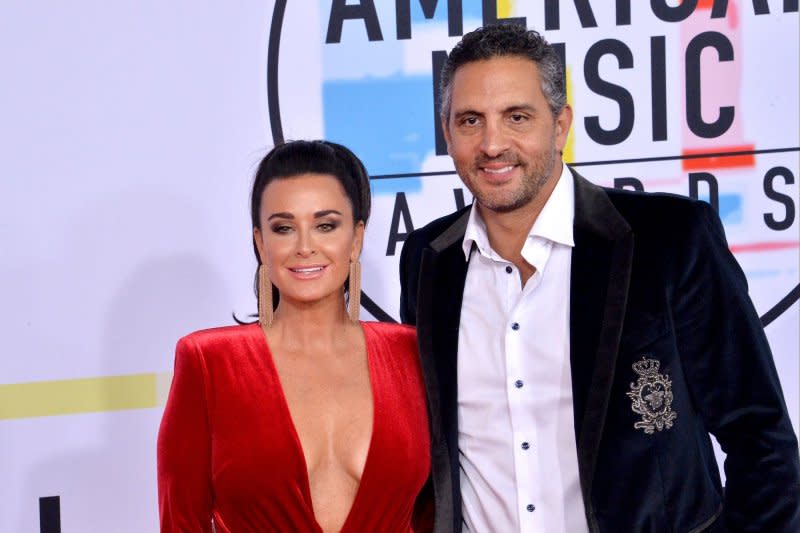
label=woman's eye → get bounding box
[270,224,292,234]
[318,222,338,232]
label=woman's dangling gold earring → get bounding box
[258,264,273,329]
[348,259,361,322]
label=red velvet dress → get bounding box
[157,321,431,532]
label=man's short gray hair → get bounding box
[440,24,566,122]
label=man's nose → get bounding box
[479,119,510,158]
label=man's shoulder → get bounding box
[570,170,722,260]
[579,180,726,269]
[595,182,714,233]
[406,205,472,250]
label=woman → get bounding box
[157,140,431,532]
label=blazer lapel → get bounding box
[569,170,634,527]
[417,208,471,533]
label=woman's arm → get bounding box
[157,336,214,532]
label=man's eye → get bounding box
[510,114,526,123]
[461,116,479,126]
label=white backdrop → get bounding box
[1,1,797,531]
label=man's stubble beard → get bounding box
[458,141,559,215]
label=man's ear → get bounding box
[555,104,573,153]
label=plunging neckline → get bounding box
[258,322,378,533]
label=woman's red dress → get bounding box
[157,321,430,532]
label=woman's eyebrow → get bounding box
[314,209,343,218]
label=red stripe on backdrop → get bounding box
[682,145,756,171]
[730,241,800,254]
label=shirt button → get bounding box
[505,265,513,274]
[521,442,530,450]
[511,322,520,331]
[515,380,524,389]
[527,504,535,512]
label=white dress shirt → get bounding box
[457,165,588,533]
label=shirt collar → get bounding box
[531,163,575,248]
[462,194,493,261]
[462,163,575,261]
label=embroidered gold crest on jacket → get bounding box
[627,357,677,434]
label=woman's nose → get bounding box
[295,229,316,257]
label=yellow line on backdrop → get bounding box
[0,372,172,420]
[498,0,514,19]
[564,65,575,164]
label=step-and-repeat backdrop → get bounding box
[2,1,798,531]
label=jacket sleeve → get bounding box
[157,336,214,532]
[399,229,422,326]
[673,201,800,531]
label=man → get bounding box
[399,24,800,532]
